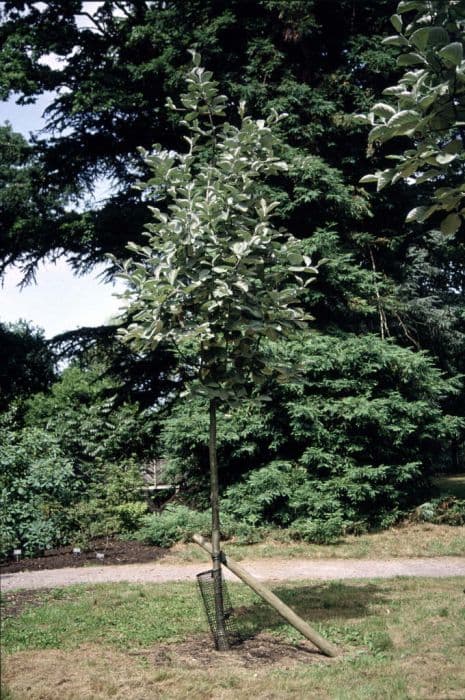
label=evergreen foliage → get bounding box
[0,124,84,281]
[23,363,158,468]
[134,505,224,549]
[162,333,462,532]
[0,0,395,276]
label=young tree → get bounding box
[116,52,316,649]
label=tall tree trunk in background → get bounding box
[209,398,229,650]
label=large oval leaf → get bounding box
[440,212,461,235]
[438,42,463,67]
[397,52,427,67]
[410,27,449,51]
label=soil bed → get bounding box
[0,538,165,574]
[142,632,337,669]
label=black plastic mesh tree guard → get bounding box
[196,568,242,649]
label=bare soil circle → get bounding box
[141,632,336,669]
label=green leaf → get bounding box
[444,140,463,155]
[387,109,420,128]
[372,102,396,119]
[376,169,395,191]
[418,93,436,110]
[387,109,419,132]
[440,212,461,235]
[382,35,410,47]
[397,52,426,67]
[409,28,429,51]
[436,152,457,165]
[415,170,441,184]
[383,85,407,96]
[359,174,379,185]
[405,206,430,223]
[367,124,390,142]
[410,27,449,51]
[397,0,423,12]
[390,14,403,32]
[232,241,248,257]
[438,42,463,67]
[233,280,249,293]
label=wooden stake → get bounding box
[193,533,339,658]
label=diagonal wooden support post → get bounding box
[193,533,339,658]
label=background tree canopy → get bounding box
[0,321,56,410]
[1,0,396,275]
[1,0,464,556]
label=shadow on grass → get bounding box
[433,474,465,499]
[230,581,387,640]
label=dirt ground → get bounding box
[2,555,465,593]
[143,631,335,669]
[0,538,165,574]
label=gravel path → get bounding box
[1,556,464,591]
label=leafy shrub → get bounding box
[134,505,236,548]
[65,499,114,544]
[289,516,345,544]
[84,459,146,510]
[0,421,76,557]
[0,399,150,557]
[112,501,148,531]
[232,523,268,545]
[24,365,159,476]
[64,498,148,546]
[413,497,465,526]
[65,461,148,543]
[222,461,345,543]
[222,461,305,526]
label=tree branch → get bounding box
[368,245,390,340]
[76,12,110,36]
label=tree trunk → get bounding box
[209,398,229,650]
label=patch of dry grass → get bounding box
[1,643,335,700]
[164,522,465,563]
[2,644,202,700]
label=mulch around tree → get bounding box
[0,538,165,574]
[140,632,338,668]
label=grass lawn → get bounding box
[2,576,465,699]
